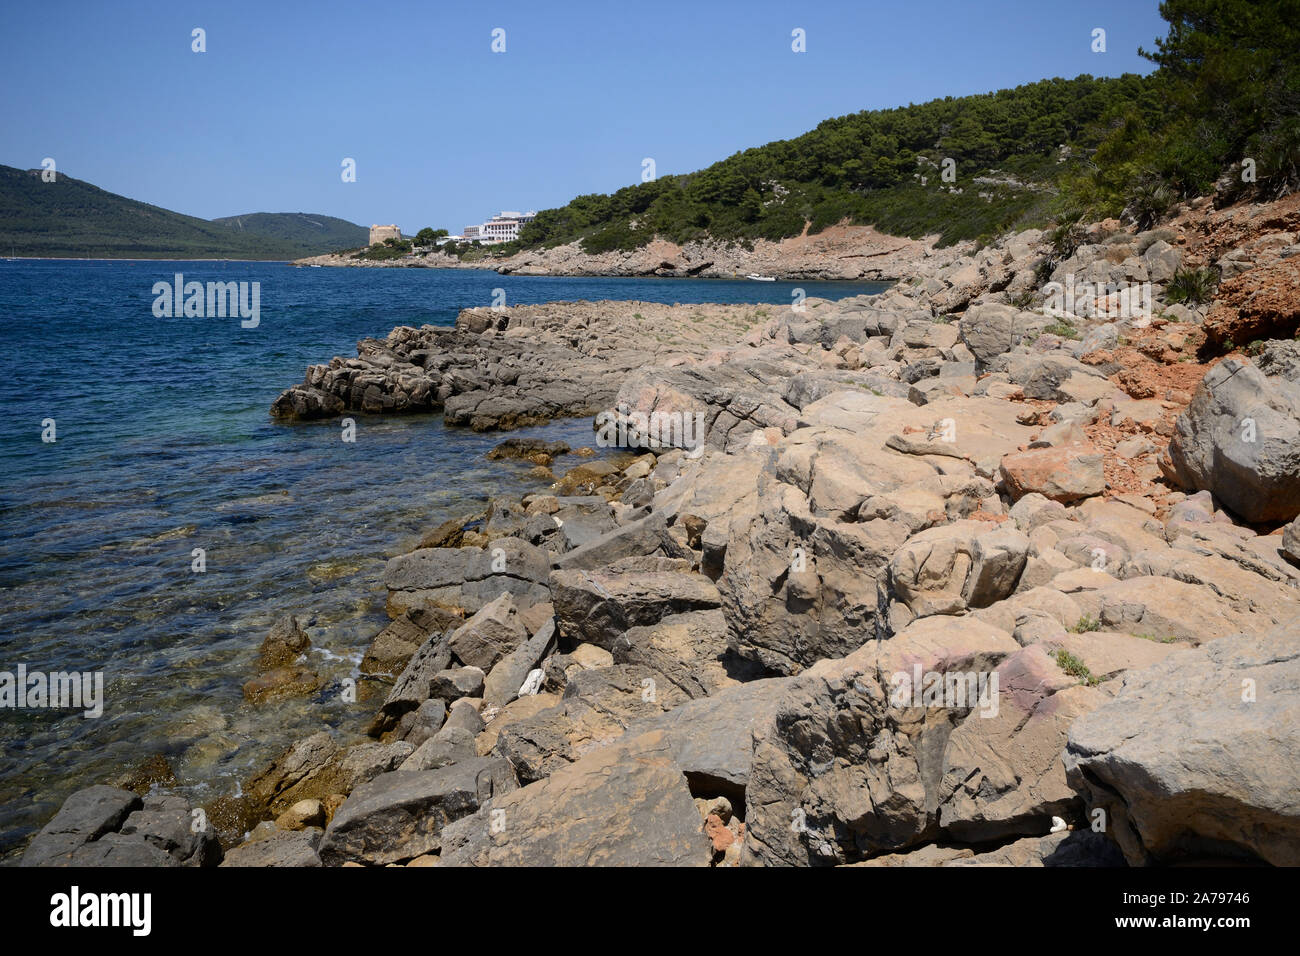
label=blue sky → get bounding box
[1,0,1167,233]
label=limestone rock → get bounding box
[439,732,710,866]
[1066,623,1300,865]
[319,757,517,865]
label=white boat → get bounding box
[745,273,776,281]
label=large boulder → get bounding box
[1065,622,1300,865]
[937,646,1104,842]
[719,481,908,674]
[447,592,529,671]
[21,786,142,866]
[1162,356,1300,522]
[550,567,721,648]
[21,787,220,867]
[482,620,557,708]
[383,538,552,615]
[958,303,1048,367]
[319,757,517,865]
[1283,516,1300,565]
[886,520,1029,620]
[492,664,689,784]
[609,608,735,700]
[439,731,711,866]
[742,617,1021,866]
[1000,445,1105,504]
[220,828,323,867]
[360,607,458,677]
[1072,575,1276,645]
[618,678,790,802]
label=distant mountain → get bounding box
[209,212,369,252]
[0,165,367,258]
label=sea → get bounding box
[0,260,888,860]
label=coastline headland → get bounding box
[292,223,949,282]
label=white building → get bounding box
[464,210,537,245]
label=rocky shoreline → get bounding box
[23,195,1300,867]
[293,223,955,281]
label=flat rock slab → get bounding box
[1066,622,1300,865]
[20,786,141,867]
[439,731,711,866]
[220,828,323,867]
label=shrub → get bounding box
[1165,267,1220,306]
[1055,649,1099,686]
[1123,176,1173,230]
[1045,319,1081,340]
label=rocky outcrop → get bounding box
[1202,257,1300,348]
[1065,622,1300,865]
[439,732,710,866]
[37,195,1300,870]
[319,757,517,865]
[21,787,221,867]
[1162,351,1300,522]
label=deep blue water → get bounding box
[0,260,887,859]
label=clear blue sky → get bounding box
[1,0,1167,233]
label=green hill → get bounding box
[210,212,367,252]
[497,0,1298,257]
[507,73,1159,256]
[0,166,366,258]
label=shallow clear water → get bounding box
[0,260,887,859]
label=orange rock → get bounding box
[704,813,734,853]
[1000,445,1105,504]
[1203,258,1300,348]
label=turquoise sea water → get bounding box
[0,260,888,859]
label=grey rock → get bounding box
[1066,622,1300,865]
[1163,357,1300,522]
[550,568,721,648]
[220,828,323,867]
[319,758,517,865]
[20,786,142,867]
[439,732,709,866]
[482,620,557,708]
[447,592,529,672]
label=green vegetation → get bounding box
[414,227,448,246]
[0,166,367,258]
[353,236,415,260]
[510,1,1296,258]
[1069,615,1103,634]
[1136,632,1180,644]
[515,75,1157,254]
[209,212,367,251]
[1063,0,1300,219]
[1054,649,1100,686]
[1044,318,1081,339]
[1008,289,1037,310]
[1165,266,1221,305]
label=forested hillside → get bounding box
[502,0,1297,256]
